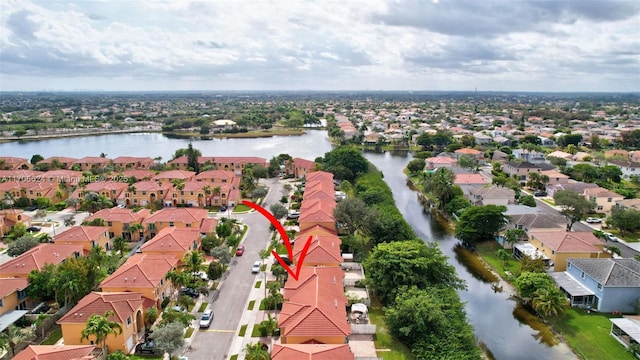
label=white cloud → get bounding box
[0,0,638,91]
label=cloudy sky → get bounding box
[1,0,639,92]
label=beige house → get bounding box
[468,186,516,206]
[583,187,625,213]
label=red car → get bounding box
[235,245,245,256]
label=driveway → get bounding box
[185,178,285,359]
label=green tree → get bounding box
[151,322,185,357]
[363,241,464,305]
[201,233,222,253]
[554,190,595,231]
[406,159,426,174]
[514,272,554,300]
[333,197,374,235]
[251,187,268,200]
[0,325,34,357]
[251,165,269,179]
[207,261,225,280]
[80,311,123,351]
[519,194,536,207]
[144,307,159,328]
[7,235,39,257]
[608,206,640,236]
[269,203,288,220]
[504,228,527,253]
[27,264,57,302]
[496,248,510,269]
[443,196,471,216]
[112,237,128,257]
[30,154,44,165]
[430,167,456,208]
[243,342,270,360]
[455,205,508,247]
[158,310,195,327]
[216,222,232,239]
[318,145,368,183]
[385,286,481,360]
[210,245,231,265]
[532,286,568,317]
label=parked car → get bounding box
[220,205,227,212]
[181,288,199,298]
[26,205,38,211]
[605,233,619,242]
[135,341,158,355]
[273,255,292,266]
[235,245,245,256]
[586,217,602,223]
[251,261,261,274]
[199,309,214,328]
[286,211,300,219]
[26,226,41,232]
[533,190,547,197]
[167,305,187,313]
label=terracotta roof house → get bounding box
[22,182,60,205]
[71,157,111,172]
[286,158,317,179]
[0,243,84,278]
[298,204,336,232]
[140,227,202,258]
[169,156,268,175]
[141,208,209,238]
[468,186,516,206]
[306,171,334,183]
[583,187,625,213]
[284,266,345,301]
[153,170,196,182]
[71,181,129,203]
[547,151,573,160]
[112,156,154,171]
[54,226,111,252]
[454,148,483,158]
[425,156,457,170]
[552,258,640,313]
[0,157,30,170]
[85,208,150,240]
[297,225,338,238]
[292,235,343,267]
[13,345,97,360]
[0,277,29,317]
[454,173,489,185]
[100,253,179,309]
[279,272,350,344]
[58,292,149,354]
[527,231,610,271]
[194,170,237,183]
[120,180,172,208]
[36,157,78,170]
[0,209,30,237]
[271,344,355,360]
[119,169,155,181]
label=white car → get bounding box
[586,217,602,223]
[199,309,213,328]
[606,233,619,242]
[251,261,261,274]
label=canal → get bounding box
[1,132,576,359]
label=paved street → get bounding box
[184,178,285,360]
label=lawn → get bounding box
[248,300,255,310]
[229,355,238,360]
[476,241,521,280]
[198,302,208,312]
[542,198,556,206]
[40,326,62,345]
[239,324,248,337]
[184,327,194,338]
[254,281,262,288]
[368,300,415,360]
[232,204,251,213]
[607,229,640,243]
[547,308,634,360]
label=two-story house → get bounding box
[271,344,354,360]
[286,158,316,179]
[99,253,179,309]
[140,227,202,259]
[58,292,151,354]
[528,231,610,271]
[120,180,172,208]
[71,157,111,172]
[0,243,85,278]
[141,208,210,238]
[111,156,155,171]
[0,277,29,314]
[468,186,516,206]
[503,161,542,184]
[584,187,625,213]
[14,345,97,360]
[84,208,150,240]
[551,258,640,313]
[54,226,111,252]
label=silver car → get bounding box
[251,261,261,274]
[199,310,213,328]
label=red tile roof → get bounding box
[100,253,178,289]
[129,180,171,192]
[454,173,489,185]
[153,170,196,181]
[112,156,154,165]
[284,266,345,301]
[297,225,337,237]
[58,292,145,324]
[529,231,605,253]
[271,344,354,360]
[0,243,85,277]
[293,235,343,265]
[86,208,148,224]
[74,157,110,165]
[0,277,29,298]
[293,158,316,170]
[38,156,78,165]
[54,226,109,244]
[455,148,482,155]
[142,208,208,225]
[140,227,201,253]
[194,170,237,181]
[120,169,156,180]
[13,345,96,360]
[306,171,333,182]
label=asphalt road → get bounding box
[185,178,285,360]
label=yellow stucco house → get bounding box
[528,230,610,271]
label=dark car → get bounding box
[181,288,199,298]
[135,341,158,355]
[26,205,38,211]
[533,190,547,197]
[220,205,227,212]
[26,226,41,232]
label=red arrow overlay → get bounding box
[242,200,312,281]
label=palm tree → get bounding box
[0,325,34,357]
[243,342,270,360]
[432,167,455,208]
[112,237,128,257]
[496,248,510,269]
[181,251,206,285]
[80,310,123,351]
[128,223,144,241]
[532,287,567,317]
[504,228,527,253]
